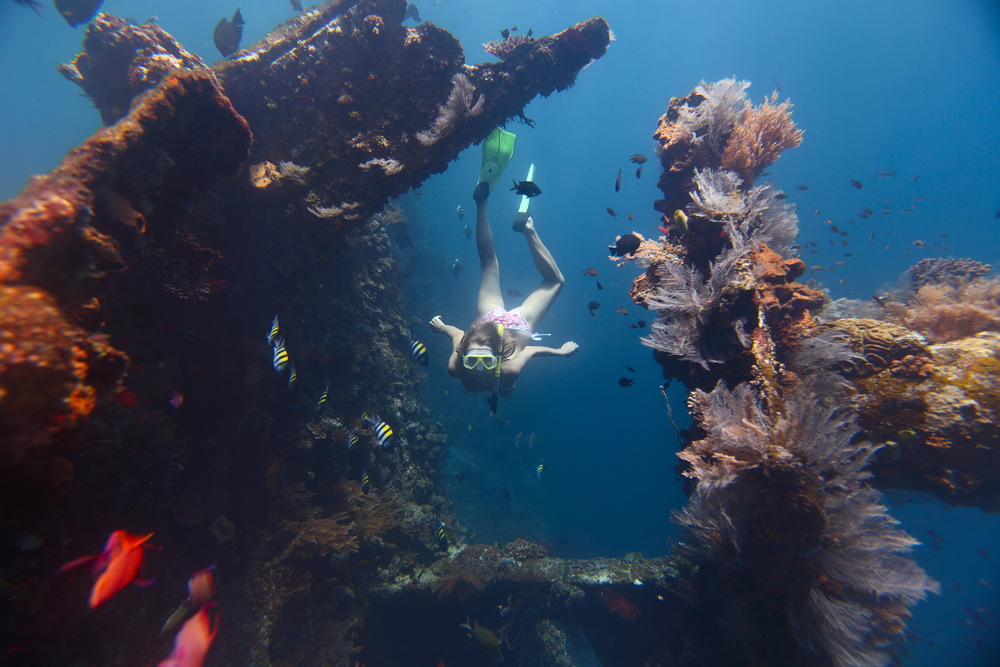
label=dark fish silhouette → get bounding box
[290,0,302,11]
[55,0,104,26]
[874,170,896,177]
[629,154,647,164]
[849,179,862,189]
[511,180,541,197]
[774,193,787,200]
[13,0,44,17]
[213,9,245,58]
[501,28,510,39]
[503,489,510,501]
[507,288,520,297]
[773,77,782,92]
[403,3,420,22]
[636,165,642,179]
[795,185,809,191]
[556,536,568,545]
[619,377,635,387]
[609,233,641,256]
[615,168,622,192]
[582,268,598,276]
[637,319,646,327]
[622,364,635,373]
[606,207,617,218]
[596,281,603,290]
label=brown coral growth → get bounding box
[890,277,1000,343]
[721,91,803,183]
[278,512,360,561]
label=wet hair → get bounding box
[459,319,516,361]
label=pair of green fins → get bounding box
[479,128,535,232]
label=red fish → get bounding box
[114,387,138,407]
[158,604,219,667]
[163,567,216,635]
[58,530,156,608]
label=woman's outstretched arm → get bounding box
[429,316,466,377]
[502,341,578,378]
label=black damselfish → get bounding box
[213,9,245,58]
[55,0,104,27]
[510,180,542,197]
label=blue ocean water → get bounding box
[2,1,999,665]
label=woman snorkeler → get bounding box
[429,130,578,411]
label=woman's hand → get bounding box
[560,341,579,356]
[428,315,447,334]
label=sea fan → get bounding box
[676,78,750,153]
[689,168,747,220]
[674,382,939,667]
[790,329,865,375]
[642,239,752,369]
[742,182,799,257]
[415,73,485,146]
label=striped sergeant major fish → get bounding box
[315,382,330,413]
[287,362,297,390]
[272,337,290,374]
[267,314,280,346]
[361,411,394,449]
[361,467,370,495]
[537,459,545,478]
[347,430,359,450]
[437,521,448,551]
[407,328,428,366]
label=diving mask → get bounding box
[463,352,498,372]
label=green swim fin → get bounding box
[478,128,516,191]
[512,163,534,232]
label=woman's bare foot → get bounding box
[522,216,534,233]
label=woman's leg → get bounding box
[473,183,505,317]
[516,217,564,329]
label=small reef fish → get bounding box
[511,180,542,197]
[362,412,394,448]
[587,301,599,316]
[606,207,617,218]
[626,211,634,221]
[874,170,897,177]
[162,566,215,635]
[290,0,302,11]
[795,185,809,190]
[456,204,465,221]
[619,377,635,387]
[268,314,281,346]
[861,207,874,215]
[402,3,420,22]
[462,616,500,652]
[287,362,297,389]
[528,433,535,447]
[850,179,863,189]
[157,604,218,667]
[361,468,370,494]
[168,388,184,409]
[629,154,647,164]
[911,240,925,248]
[596,280,603,290]
[452,258,463,276]
[348,430,359,450]
[55,0,104,27]
[437,522,448,550]
[622,364,635,373]
[57,530,156,608]
[272,337,290,374]
[503,489,511,501]
[615,168,622,192]
[406,329,428,366]
[630,323,639,329]
[614,307,629,315]
[637,320,646,327]
[609,233,641,257]
[774,192,787,200]
[636,165,642,179]
[582,268,598,276]
[316,382,330,413]
[507,288,521,297]
[536,459,545,478]
[213,9,245,58]
[979,547,991,561]
[773,77,781,92]
[515,432,522,446]
[464,225,471,240]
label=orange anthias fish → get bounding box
[58,530,156,608]
[158,604,219,667]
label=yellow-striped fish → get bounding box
[437,521,448,551]
[537,459,545,478]
[315,381,329,413]
[347,430,359,450]
[287,362,297,389]
[406,329,428,366]
[362,411,394,449]
[272,337,290,373]
[267,314,280,346]
[361,467,370,495]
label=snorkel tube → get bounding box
[487,323,503,414]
